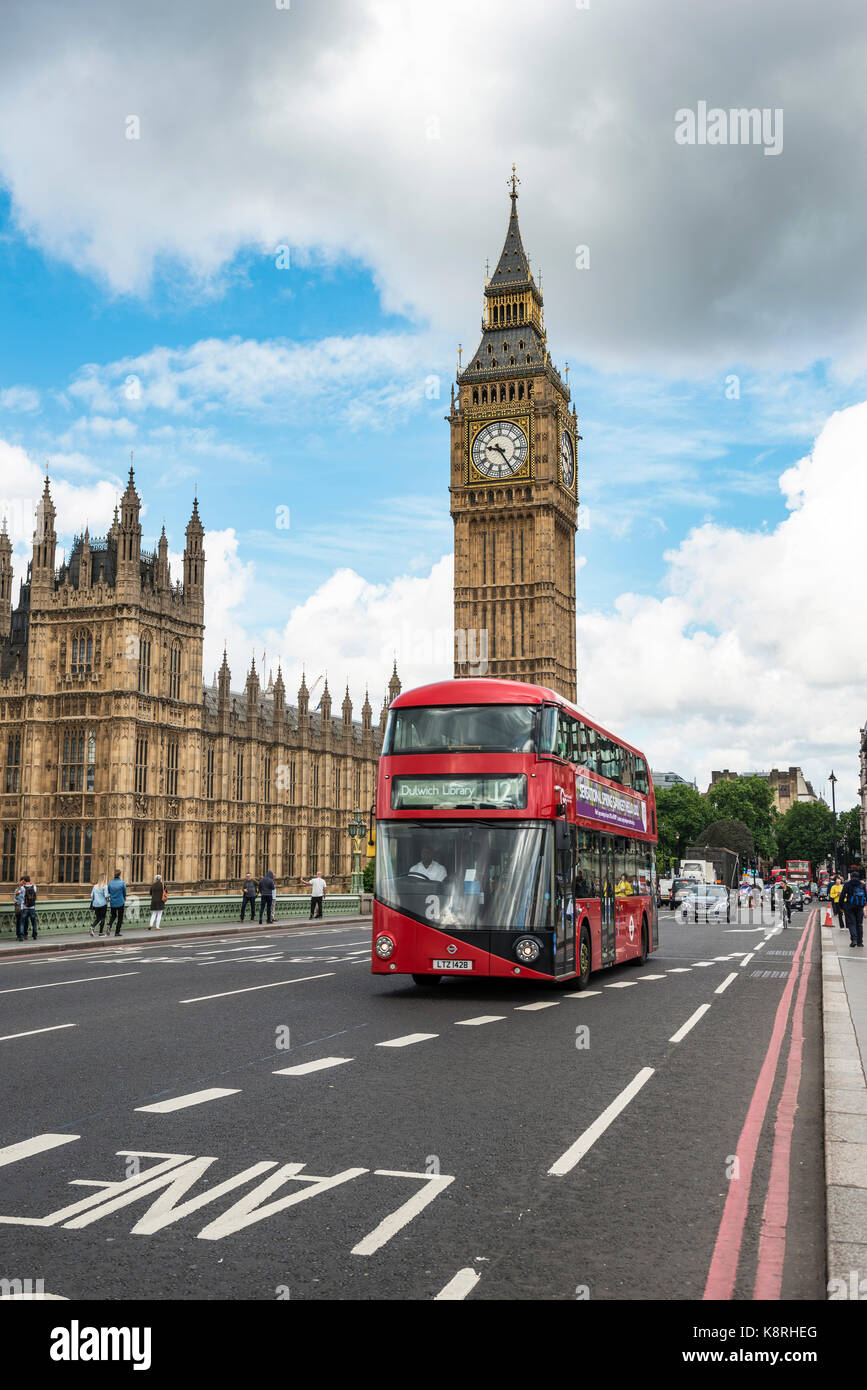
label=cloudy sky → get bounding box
[0,0,865,804]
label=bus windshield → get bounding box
[376,821,552,930]
[384,704,538,755]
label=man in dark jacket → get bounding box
[838,870,866,948]
[107,870,127,937]
[258,870,275,924]
[241,873,257,922]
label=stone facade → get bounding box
[450,175,578,701]
[708,766,817,814]
[0,472,394,897]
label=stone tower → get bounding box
[449,169,579,700]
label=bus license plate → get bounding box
[432,958,473,970]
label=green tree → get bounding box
[362,857,375,893]
[705,776,777,858]
[837,806,862,862]
[699,818,755,859]
[655,784,714,873]
[776,801,833,869]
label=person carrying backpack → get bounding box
[19,874,38,939]
[838,870,866,948]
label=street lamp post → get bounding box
[829,771,838,877]
[348,806,367,896]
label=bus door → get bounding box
[599,837,616,966]
[554,828,575,976]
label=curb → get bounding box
[821,922,867,1296]
[0,915,368,960]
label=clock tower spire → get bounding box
[449,171,578,700]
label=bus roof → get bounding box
[389,678,651,766]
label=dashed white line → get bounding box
[604,981,636,989]
[0,1133,80,1167]
[136,1088,240,1114]
[454,1016,506,1026]
[715,973,738,995]
[0,973,139,995]
[669,1004,711,1044]
[273,1057,354,1076]
[0,1023,77,1043]
[666,968,692,974]
[376,1033,439,1048]
[514,1001,560,1011]
[179,973,334,1003]
[548,1067,655,1176]
[740,953,755,966]
[636,973,667,981]
[693,961,716,967]
[562,990,602,999]
[435,1268,481,1300]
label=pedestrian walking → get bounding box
[240,873,257,922]
[148,873,167,930]
[838,869,866,949]
[830,876,845,929]
[107,869,127,937]
[13,876,26,940]
[19,874,38,939]
[258,869,275,924]
[90,873,109,937]
[301,870,327,919]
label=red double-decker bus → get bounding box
[371,678,658,988]
[786,859,811,887]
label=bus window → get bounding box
[620,751,634,788]
[598,734,619,783]
[614,837,637,895]
[575,828,599,898]
[633,757,649,795]
[578,720,598,774]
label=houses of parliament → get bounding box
[0,173,577,895]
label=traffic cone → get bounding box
[825,908,833,927]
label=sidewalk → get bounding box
[821,912,867,1296]
[0,914,367,959]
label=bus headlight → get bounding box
[374,935,395,960]
[514,936,541,964]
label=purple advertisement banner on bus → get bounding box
[576,776,648,833]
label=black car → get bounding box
[669,878,695,909]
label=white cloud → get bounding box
[0,438,118,548]
[0,385,40,413]
[1,1,866,371]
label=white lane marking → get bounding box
[636,973,666,981]
[604,981,635,989]
[715,973,738,995]
[740,953,755,966]
[714,956,733,962]
[273,1057,354,1076]
[0,1133,79,1168]
[754,941,766,951]
[351,1171,455,1255]
[435,1268,481,1300]
[514,1001,560,1011]
[562,990,602,998]
[0,1023,77,1043]
[666,968,692,974]
[669,1004,711,1043]
[376,1033,439,1048]
[179,973,334,1003]
[454,1015,506,1026]
[548,1067,655,1176]
[136,1088,241,1114]
[693,961,716,967]
[0,973,139,995]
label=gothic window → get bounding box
[518,339,524,350]
[481,387,488,404]
[233,827,243,880]
[1,825,16,881]
[503,341,509,351]
[135,736,149,795]
[71,629,93,674]
[259,827,271,868]
[204,745,215,799]
[509,383,515,400]
[518,383,524,400]
[472,388,478,405]
[487,344,493,354]
[59,730,87,792]
[138,632,151,694]
[284,830,296,880]
[131,824,146,882]
[166,739,179,796]
[233,751,244,801]
[202,825,213,880]
[354,763,361,803]
[164,825,177,882]
[312,758,320,804]
[264,754,272,805]
[86,729,96,791]
[499,384,506,401]
[526,355,531,364]
[5,734,21,793]
[509,358,515,367]
[492,359,498,367]
[57,824,92,884]
[169,641,181,700]
[519,303,525,321]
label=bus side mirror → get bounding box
[555,818,571,852]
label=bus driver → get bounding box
[408,845,448,881]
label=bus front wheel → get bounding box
[576,925,592,990]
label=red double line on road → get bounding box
[703,910,817,1300]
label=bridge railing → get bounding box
[3,893,365,937]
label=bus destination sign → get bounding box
[391,774,527,810]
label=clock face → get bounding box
[471,420,529,479]
[560,428,575,489]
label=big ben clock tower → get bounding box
[449,168,579,702]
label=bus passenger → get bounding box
[615,873,633,897]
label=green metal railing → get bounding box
[3,893,364,937]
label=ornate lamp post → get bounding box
[348,806,367,896]
[829,771,838,876]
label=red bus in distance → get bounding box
[786,859,811,887]
[371,677,658,988]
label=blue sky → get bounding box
[1,0,866,806]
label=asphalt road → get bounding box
[0,907,824,1301]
